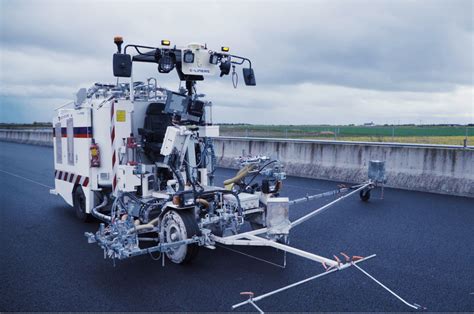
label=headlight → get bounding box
[219,59,231,77]
[158,54,175,73]
[209,54,219,65]
[183,50,195,63]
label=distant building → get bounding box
[363,122,375,127]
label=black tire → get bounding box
[250,222,264,231]
[359,189,371,202]
[161,210,200,264]
[73,186,92,222]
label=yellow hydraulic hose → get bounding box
[196,198,210,209]
[223,164,256,186]
[129,216,160,233]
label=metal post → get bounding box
[464,126,468,148]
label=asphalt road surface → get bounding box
[1,141,473,312]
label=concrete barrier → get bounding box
[0,129,53,146]
[213,137,474,198]
[1,130,472,197]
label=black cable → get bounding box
[245,160,277,187]
[170,165,185,192]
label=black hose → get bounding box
[195,189,243,216]
[170,165,185,192]
[245,160,277,187]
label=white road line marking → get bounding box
[0,169,53,189]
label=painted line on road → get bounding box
[0,169,53,189]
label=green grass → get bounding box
[220,125,472,137]
[219,124,473,145]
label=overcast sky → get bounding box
[0,0,472,125]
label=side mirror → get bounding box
[113,53,132,77]
[243,68,256,86]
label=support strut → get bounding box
[232,254,424,312]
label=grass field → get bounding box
[219,125,473,145]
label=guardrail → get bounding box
[1,129,473,197]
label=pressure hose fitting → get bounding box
[91,193,111,222]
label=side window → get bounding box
[66,118,74,165]
[55,123,62,164]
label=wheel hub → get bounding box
[162,211,188,263]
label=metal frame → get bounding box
[208,182,424,312]
[232,254,377,313]
[212,184,370,266]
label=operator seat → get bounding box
[138,102,172,162]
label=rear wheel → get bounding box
[161,210,200,264]
[73,186,92,222]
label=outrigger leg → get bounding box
[232,254,425,312]
[226,180,423,312]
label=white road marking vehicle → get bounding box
[50,37,423,312]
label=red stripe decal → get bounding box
[54,170,88,187]
[74,134,92,138]
[112,151,116,167]
[111,102,115,119]
[113,175,117,189]
[111,126,115,143]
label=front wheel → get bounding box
[73,186,92,222]
[359,189,371,202]
[161,210,200,264]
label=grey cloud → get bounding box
[2,0,472,92]
[246,0,473,91]
[0,0,472,124]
